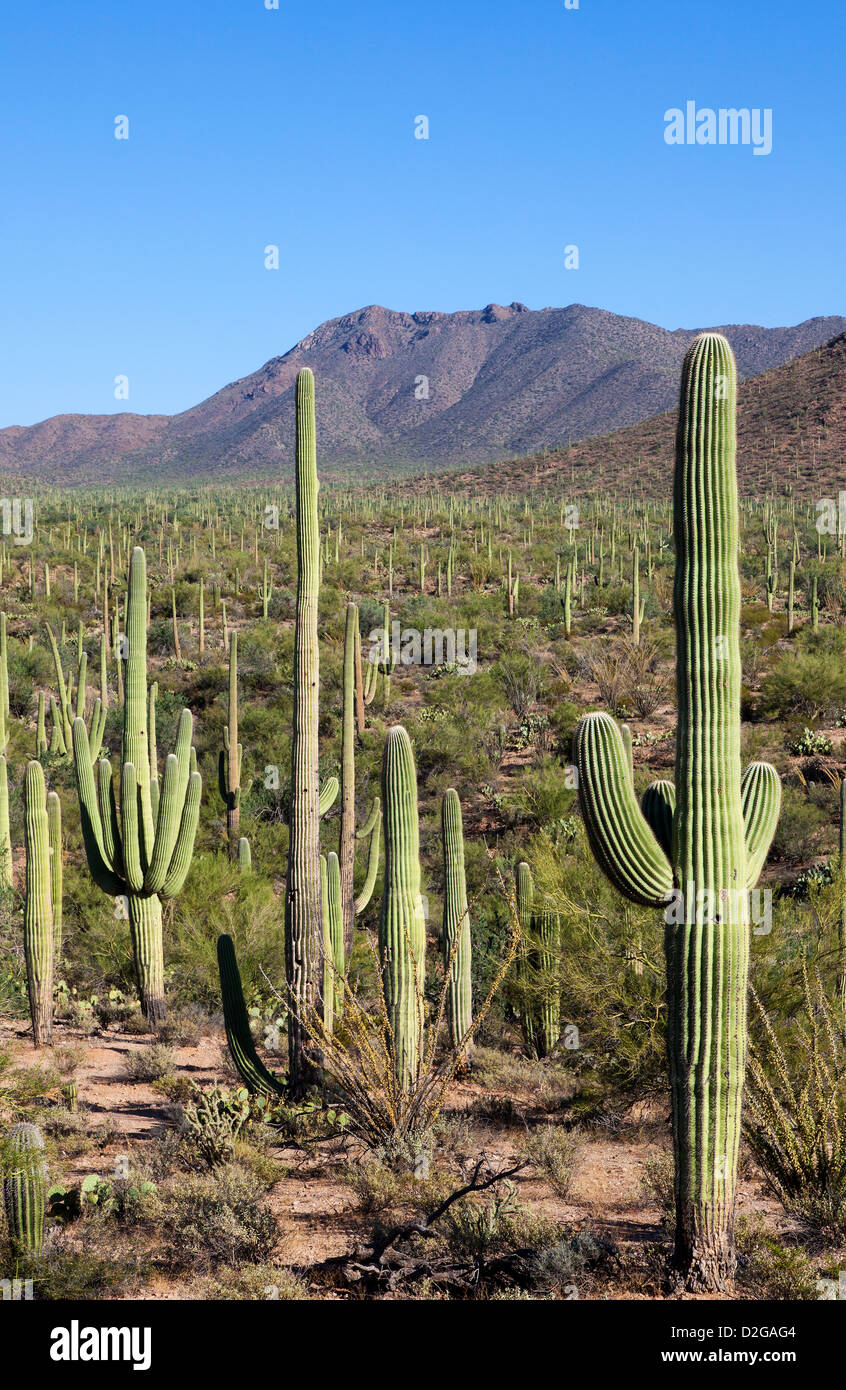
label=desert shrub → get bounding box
[162,1165,278,1269]
[744,966,846,1237]
[768,787,825,865]
[523,1125,580,1198]
[760,650,846,721]
[640,1149,674,1220]
[735,1218,820,1300]
[123,1043,175,1082]
[201,1264,308,1300]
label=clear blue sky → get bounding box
[1,0,842,426]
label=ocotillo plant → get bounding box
[379,725,426,1093]
[218,631,244,859]
[2,1122,47,1258]
[441,789,473,1064]
[71,547,202,1025]
[573,334,781,1291]
[285,369,324,1094]
[23,761,54,1047]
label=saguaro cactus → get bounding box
[2,1122,47,1257]
[379,726,426,1092]
[339,602,382,957]
[441,789,473,1063]
[72,547,201,1025]
[47,790,63,961]
[218,631,243,859]
[23,761,54,1047]
[573,335,781,1290]
[0,755,11,892]
[285,369,324,1093]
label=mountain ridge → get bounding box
[1,303,843,485]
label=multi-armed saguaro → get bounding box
[573,334,781,1292]
[72,547,202,1025]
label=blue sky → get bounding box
[1,0,842,425]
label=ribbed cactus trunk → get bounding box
[23,761,54,1047]
[536,904,561,1057]
[47,790,62,961]
[379,726,426,1093]
[441,789,473,1062]
[515,861,537,1057]
[285,368,324,1095]
[573,335,781,1293]
[3,1123,46,1258]
[0,754,11,892]
[219,632,241,859]
[339,602,357,956]
[668,334,748,1290]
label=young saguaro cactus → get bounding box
[441,789,473,1064]
[379,725,426,1093]
[71,547,202,1026]
[218,631,244,860]
[339,602,381,957]
[285,369,324,1094]
[23,761,54,1047]
[2,1122,47,1258]
[573,335,781,1291]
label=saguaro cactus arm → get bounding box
[216,933,284,1097]
[740,761,781,887]
[641,779,676,860]
[573,711,673,908]
[72,720,124,895]
[353,797,381,914]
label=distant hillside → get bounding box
[1,303,843,486]
[426,331,846,501]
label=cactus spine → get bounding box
[285,369,323,1093]
[441,789,473,1063]
[71,547,201,1025]
[23,761,54,1047]
[379,726,426,1092]
[573,335,781,1290]
[2,1122,46,1258]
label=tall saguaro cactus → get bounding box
[23,761,54,1047]
[218,631,243,859]
[285,369,324,1094]
[72,547,202,1025]
[441,789,473,1063]
[573,335,781,1291]
[379,726,426,1093]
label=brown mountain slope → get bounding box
[422,332,846,501]
[1,304,843,485]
